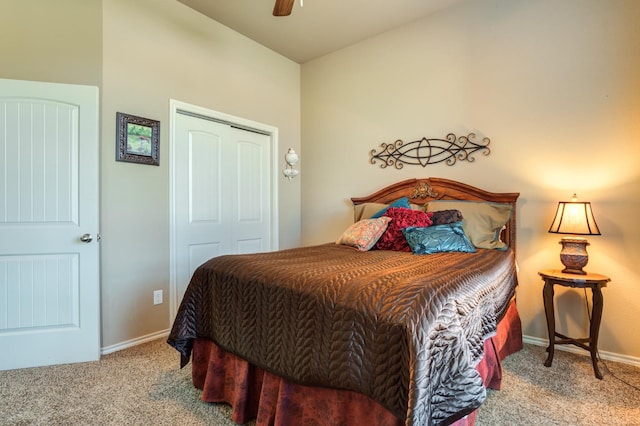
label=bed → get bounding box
[168,177,523,426]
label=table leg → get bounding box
[543,280,555,367]
[590,286,604,379]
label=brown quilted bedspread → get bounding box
[168,243,517,425]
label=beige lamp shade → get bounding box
[548,195,601,236]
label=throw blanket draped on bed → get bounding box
[168,243,517,425]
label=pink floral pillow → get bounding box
[375,207,434,251]
[336,217,392,251]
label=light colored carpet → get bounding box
[0,338,639,425]
[477,345,640,425]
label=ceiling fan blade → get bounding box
[273,0,294,16]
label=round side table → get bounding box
[538,269,610,379]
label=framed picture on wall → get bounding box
[116,112,160,166]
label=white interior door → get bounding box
[173,110,273,306]
[0,79,100,370]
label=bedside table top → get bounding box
[538,269,610,284]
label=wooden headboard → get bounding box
[351,178,520,252]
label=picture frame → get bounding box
[116,112,160,166]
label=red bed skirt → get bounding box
[191,299,522,426]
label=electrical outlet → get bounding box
[153,290,163,305]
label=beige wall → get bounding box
[1,0,301,348]
[301,0,640,361]
[0,0,102,85]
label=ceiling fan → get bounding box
[273,0,295,16]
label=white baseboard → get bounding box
[100,331,640,367]
[101,329,170,356]
[523,334,640,368]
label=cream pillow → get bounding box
[354,202,388,222]
[426,200,512,250]
[354,201,422,221]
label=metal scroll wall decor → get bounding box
[369,133,490,169]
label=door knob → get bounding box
[80,233,93,243]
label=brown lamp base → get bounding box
[559,237,589,275]
[561,267,587,275]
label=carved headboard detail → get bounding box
[409,181,440,200]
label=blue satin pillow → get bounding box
[402,223,476,255]
[370,197,411,218]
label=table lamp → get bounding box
[548,194,601,275]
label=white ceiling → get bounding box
[177,0,465,63]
